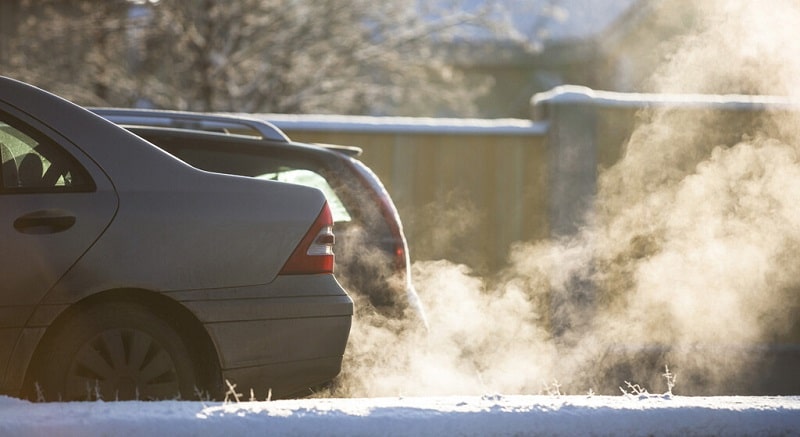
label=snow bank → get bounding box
[531,84,800,111]
[1,395,798,436]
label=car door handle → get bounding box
[14,210,76,234]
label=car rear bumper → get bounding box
[208,312,351,398]
[169,274,353,398]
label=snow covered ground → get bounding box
[1,394,798,436]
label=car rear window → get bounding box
[172,146,353,223]
[256,168,351,222]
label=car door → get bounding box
[0,109,118,377]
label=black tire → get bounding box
[29,302,199,402]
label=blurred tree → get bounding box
[0,0,550,116]
[0,0,140,106]
[135,0,516,115]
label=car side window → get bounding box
[0,114,94,193]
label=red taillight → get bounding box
[395,245,405,266]
[280,202,335,275]
[379,195,407,272]
[349,158,409,274]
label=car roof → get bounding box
[91,107,291,142]
[91,107,363,157]
[125,125,358,165]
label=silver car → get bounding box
[90,108,427,327]
[0,76,353,401]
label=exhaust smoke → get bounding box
[332,0,800,397]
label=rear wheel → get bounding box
[29,302,199,401]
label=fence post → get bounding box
[533,86,598,237]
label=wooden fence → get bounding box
[253,115,549,274]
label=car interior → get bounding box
[0,142,18,188]
[0,119,93,192]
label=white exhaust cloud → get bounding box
[330,0,800,397]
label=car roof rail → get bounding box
[90,107,291,142]
[313,143,363,157]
